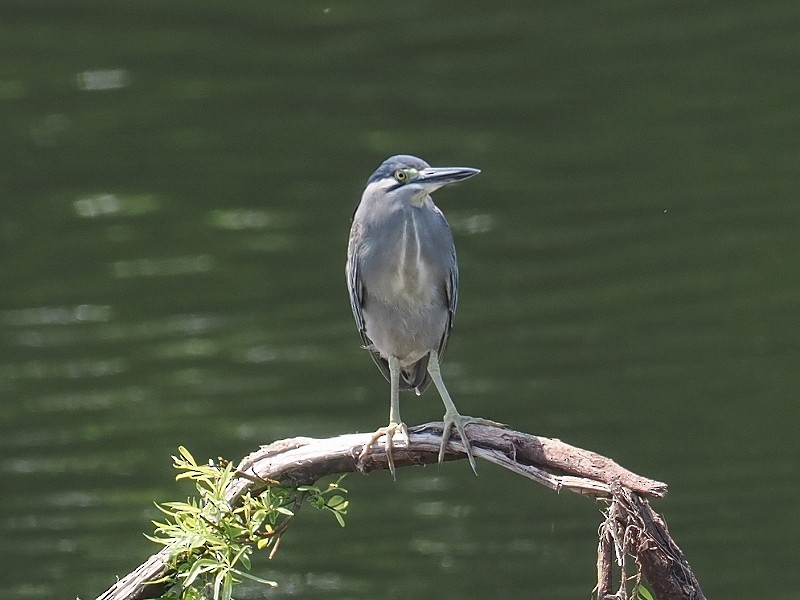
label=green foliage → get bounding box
[634,583,655,600]
[148,446,348,600]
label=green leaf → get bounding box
[256,537,271,550]
[326,495,345,508]
[333,511,346,528]
[182,558,219,587]
[233,569,279,587]
[231,545,250,568]
[214,569,233,600]
[637,585,655,600]
[212,569,223,600]
[251,509,267,527]
[183,588,201,600]
[163,501,200,513]
[178,446,197,466]
[143,533,169,545]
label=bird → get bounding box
[346,154,498,478]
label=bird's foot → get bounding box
[358,421,409,480]
[439,413,505,475]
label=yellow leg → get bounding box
[359,356,408,479]
[427,350,503,475]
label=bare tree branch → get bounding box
[95,423,704,600]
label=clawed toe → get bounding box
[358,422,409,479]
[438,414,502,475]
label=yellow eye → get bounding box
[393,168,418,184]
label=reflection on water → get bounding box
[111,255,215,278]
[2,2,799,599]
[73,193,160,219]
[5,304,114,326]
[77,69,130,92]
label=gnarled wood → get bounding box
[597,484,707,600]
[95,422,703,600]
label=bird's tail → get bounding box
[402,354,432,395]
[367,348,433,394]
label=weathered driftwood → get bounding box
[597,483,706,600]
[95,423,704,600]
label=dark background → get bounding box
[1,2,798,598]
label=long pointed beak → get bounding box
[416,166,481,191]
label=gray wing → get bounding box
[346,223,369,346]
[438,247,459,358]
[346,223,396,386]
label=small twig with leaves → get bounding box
[146,446,348,600]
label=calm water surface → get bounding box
[2,2,799,598]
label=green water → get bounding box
[2,2,798,598]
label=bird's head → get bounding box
[364,155,480,208]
